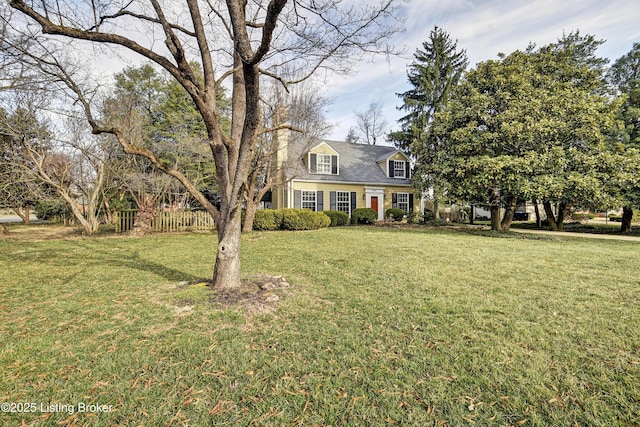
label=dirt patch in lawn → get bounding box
[207,274,292,315]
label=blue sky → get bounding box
[323,0,640,142]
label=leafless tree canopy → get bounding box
[351,100,388,145]
[5,0,404,288]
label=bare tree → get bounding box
[6,0,403,290]
[1,97,110,235]
[0,129,39,225]
[242,76,333,232]
[349,100,388,145]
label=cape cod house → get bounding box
[270,128,420,221]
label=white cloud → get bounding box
[325,0,640,140]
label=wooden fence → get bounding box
[114,209,215,233]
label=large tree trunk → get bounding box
[543,201,567,231]
[621,206,634,233]
[500,196,517,231]
[543,201,559,231]
[243,200,258,233]
[433,199,440,220]
[213,207,243,290]
[490,204,501,231]
[1,223,8,234]
[60,191,100,235]
[132,193,157,236]
[489,188,501,231]
[533,198,542,228]
[12,205,30,224]
[556,203,567,231]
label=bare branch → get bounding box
[90,7,197,38]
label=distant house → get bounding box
[271,131,419,221]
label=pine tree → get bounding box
[389,27,468,152]
[389,27,468,219]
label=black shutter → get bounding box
[392,193,398,208]
[388,160,394,178]
[317,191,323,211]
[294,190,301,209]
[330,191,337,210]
[405,161,410,178]
[331,156,338,174]
[310,154,317,173]
[409,193,414,213]
[350,192,357,213]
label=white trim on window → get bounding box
[336,191,350,214]
[302,190,317,211]
[397,192,409,214]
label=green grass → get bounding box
[1,227,639,426]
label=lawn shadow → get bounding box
[1,239,202,284]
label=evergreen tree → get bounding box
[425,32,625,231]
[388,27,468,218]
[389,26,468,151]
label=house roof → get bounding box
[287,138,412,186]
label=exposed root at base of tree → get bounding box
[183,274,291,315]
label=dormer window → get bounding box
[309,152,338,174]
[388,160,410,178]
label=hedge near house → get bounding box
[252,209,330,231]
[325,210,350,227]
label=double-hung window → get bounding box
[317,154,332,174]
[302,191,317,211]
[396,193,409,214]
[394,161,406,178]
[336,191,350,214]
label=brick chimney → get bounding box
[274,105,289,170]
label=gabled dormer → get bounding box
[378,150,411,179]
[307,142,339,175]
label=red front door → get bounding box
[371,196,378,213]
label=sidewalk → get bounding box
[0,214,38,223]
[509,227,640,242]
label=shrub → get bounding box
[571,213,595,222]
[34,200,72,223]
[407,211,422,224]
[281,209,330,230]
[324,210,350,227]
[253,209,331,231]
[351,208,377,224]
[423,209,434,222]
[252,209,280,231]
[385,208,405,222]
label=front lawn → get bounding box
[1,227,638,426]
